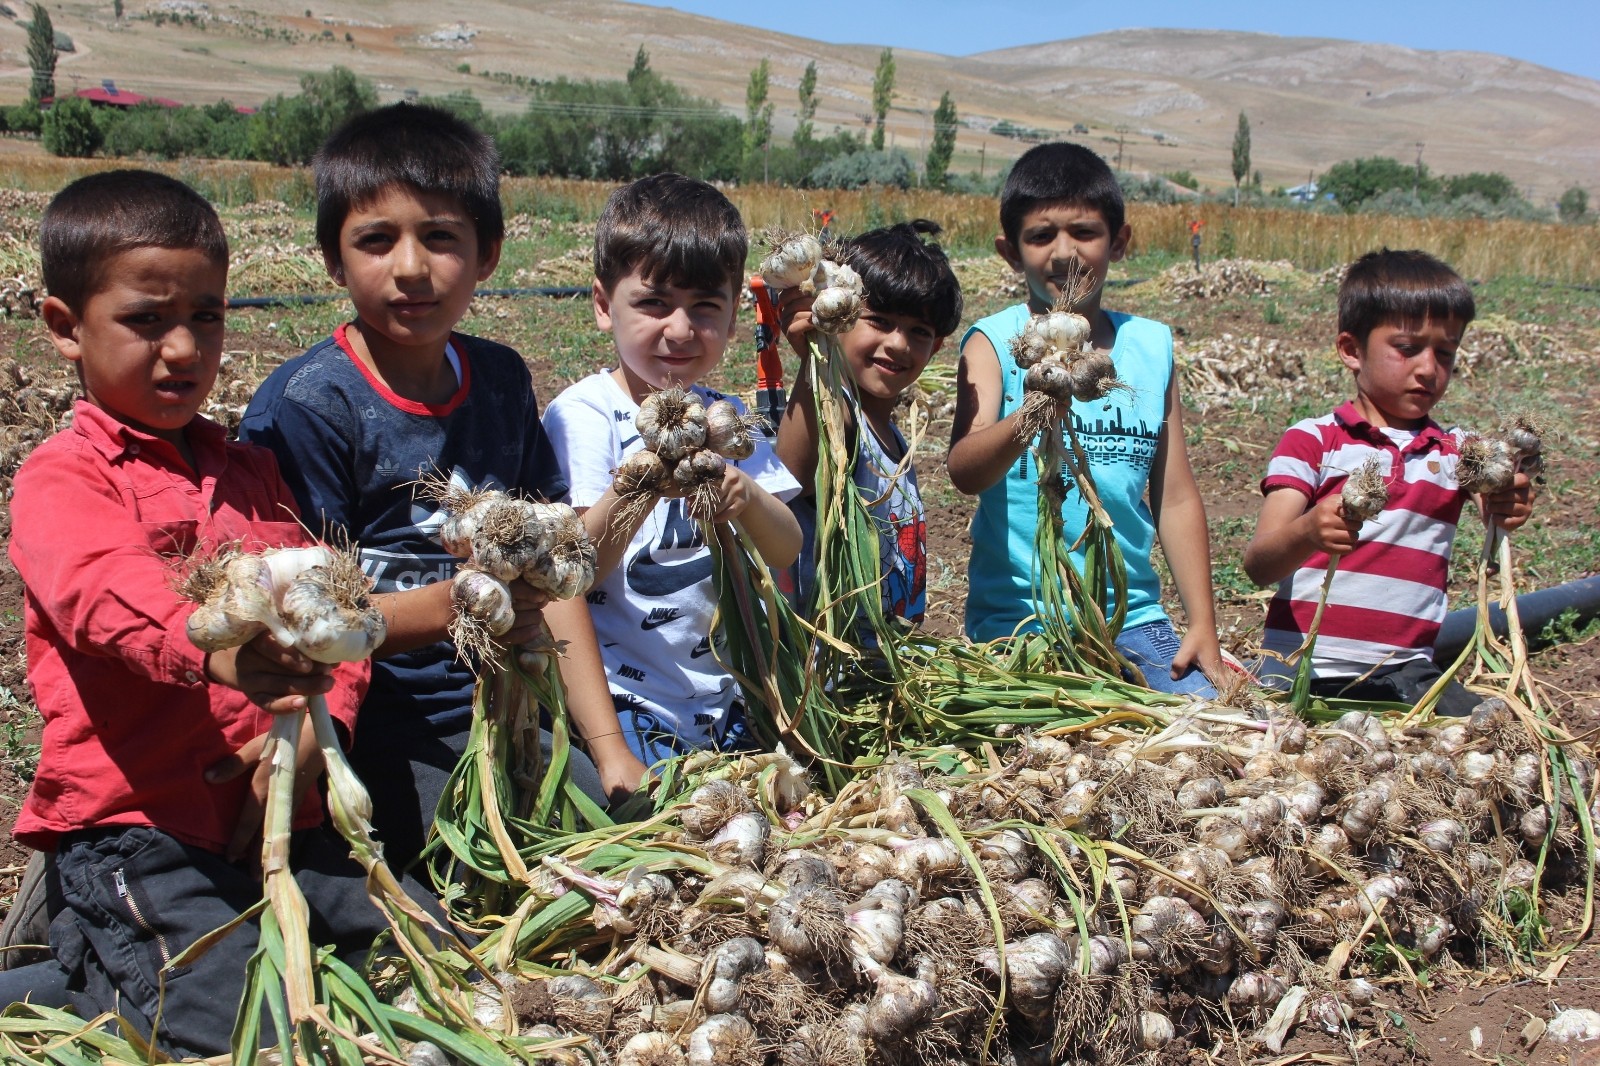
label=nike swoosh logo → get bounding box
[627,546,713,597]
[641,610,682,632]
[690,637,714,658]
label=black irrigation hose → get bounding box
[226,286,590,309]
[1435,574,1600,660]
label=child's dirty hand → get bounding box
[205,631,335,715]
[776,287,817,358]
[205,719,326,864]
[708,466,757,525]
[1484,470,1535,532]
[1305,492,1363,556]
[503,577,553,646]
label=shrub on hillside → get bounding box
[806,148,917,190]
[42,96,101,157]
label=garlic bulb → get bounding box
[686,1014,758,1066]
[451,569,515,637]
[1139,1011,1176,1050]
[619,1031,686,1066]
[1340,457,1388,522]
[758,234,824,291]
[707,811,769,868]
[862,973,939,1042]
[1457,434,1516,494]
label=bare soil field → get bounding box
[0,185,1596,1060]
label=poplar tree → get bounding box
[744,59,773,180]
[871,48,894,151]
[794,60,818,146]
[27,3,58,106]
[925,91,957,187]
[1231,111,1251,206]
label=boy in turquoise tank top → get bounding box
[947,143,1222,694]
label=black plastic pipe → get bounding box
[1434,574,1600,660]
[226,286,589,309]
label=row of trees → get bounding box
[1318,156,1588,222]
[15,39,967,191]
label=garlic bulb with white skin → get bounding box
[277,564,387,663]
[1340,456,1389,523]
[451,569,516,638]
[703,937,765,1013]
[686,1014,758,1066]
[703,400,760,461]
[980,932,1073,1021]
[863,972,940,1042]
[758,233,824,292]
[619,1031,686,1066]
[1457,434,1517,495]
[185,551,301,652]
[846,878,910,976]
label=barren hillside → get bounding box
[0,2,1594,198]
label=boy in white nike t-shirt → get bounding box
[543,174,802,765]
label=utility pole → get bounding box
[979,140,986,180]
[1116,126,1127,169]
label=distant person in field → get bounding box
[240,104,646,874]
[1243,249,1534,714]
[0,170,419,1057]
[542,173,802,766]
[947,142,1223,695]
[774,219,963,636]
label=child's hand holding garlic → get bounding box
[204,631,336,715]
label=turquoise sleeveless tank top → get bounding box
[963,304,1173,642]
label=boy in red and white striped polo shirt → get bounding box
[1243,249,1534,714]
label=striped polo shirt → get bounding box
[1259,402,1467,679]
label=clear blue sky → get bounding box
[631,0,1600,82]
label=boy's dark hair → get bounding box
[594,173,746,294]
[1338,249,1475,342]
[835,219,963,338]
[1000,142,1124,246]
[315,103,503,261]
[41,170,227,313]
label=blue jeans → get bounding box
[1116,620,1217,697]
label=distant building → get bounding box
[1286,181,1319,203]
[75,80,182,109]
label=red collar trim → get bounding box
[1333,401,1448,452]
[334,323,471,417]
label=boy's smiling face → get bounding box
[839,305,943,417]
[330,184,500,365]
[595,267,737,402]
[43,245,227,448]
[997,201,1130,315]
[1338,316,1463,430]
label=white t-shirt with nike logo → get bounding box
[544,372,800,759]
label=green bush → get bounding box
[42,96,102,157]
[806,148,917,189]
[5,102,42,134]
[246,66,375,165]
[498,71,741,182]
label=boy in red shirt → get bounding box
[0,171,405,1057]
[1243,249,1534,713]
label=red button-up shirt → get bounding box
[8,402,367,852]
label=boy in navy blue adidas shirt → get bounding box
[240,105,645,870]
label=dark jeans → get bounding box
[1309,657,1480,716]
[0,824,441,1060]
[351,718,607,873]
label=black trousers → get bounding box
[1309,657,1481,716]
[0,824,440,1059]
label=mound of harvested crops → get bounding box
[1177,334,1309,411]
[1162,259,1296,300]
